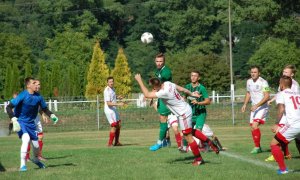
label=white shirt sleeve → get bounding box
[155,83,170,99]
[275,92,284,105]
[104,89,111,102]
[262,80,270,92]
[246,80,250,92]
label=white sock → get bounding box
[20,133,30,168]
[31,140,40,162]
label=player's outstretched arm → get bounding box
[135,74,157,99]
[175,85,199,98]
[41,107,59,124]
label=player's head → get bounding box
[34,79,41,92]
[24,77,36,92]
[250,65,261,80]
[12,92,18,98]
[190,70,201,83]
[107,76,114,88]
[149,78,162,91]
[279,75,292,91]
[283,64,296,78]
[155,53,165,69]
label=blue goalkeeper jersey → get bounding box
[10,90,47,124]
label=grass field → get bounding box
[1,126,300,180]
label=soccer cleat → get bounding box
[277,168,288,175]
[178,146,188,153]
[285,154,292,160]
[19,165,27,172]
[192,158,205,166]
[149,143,162,151]
[114,142,123,146]
[251,147,262,154]
[265,155,275,162]
[33,160,46,169]
[162,139,171,147]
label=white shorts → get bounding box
[34,116,43,133]
[104,109,120,126]
[202,124,214,138]
[250,104,269,125]
[278,123,300,142]
[168,114,178,127]
[178,109,193,134]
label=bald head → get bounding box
[279,75,292,91]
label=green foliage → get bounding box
[111,48,132,96]
[249,38,300,87]
[85,41,110,99]
[272,17,300,43]
[169,52,230,92]
[37,61,51,97]
[3,63,21,99]
[24,60,33,78]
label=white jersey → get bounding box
[247,77,270,106]
[276,88,300,125]
[277,79,300,94]
[103,86,117,112]
[155,81,191,117]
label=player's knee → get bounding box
[182,128,193,135]
[22,133,30,143]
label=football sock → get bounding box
[38,140,43,157]
[194,129,208,142]
[115,128,120,144]
[175,133,182,148]
[21,133,30,167]
[271,144,286,171]
[252,128,261,148]
[182,139,188,147]
[31,140,40,162]
[108,132,115,146]
[26,143,31,159]
[189,140,201,159]
[159,122,168,141]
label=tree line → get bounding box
[0,0,299,99]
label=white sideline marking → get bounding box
[220,151,277,170]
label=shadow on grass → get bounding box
[46,163,77,168]
[169,156,215,165]
[45,155,72,160]
[293,156,300,159]
[114,143,140,147]
[0,162,6,172]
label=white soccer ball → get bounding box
[141,32,153,44]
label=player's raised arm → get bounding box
[135,74,157,99]
[176,85,201,98]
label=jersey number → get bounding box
[174,91,182,100]
[290,96,300,109]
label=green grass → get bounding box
[1,126,300,180]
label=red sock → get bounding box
[38,140,43,157]
[189,140,202,159]
[108,132,115,146]
[115,128,120,145]
[175,133,182,148]
[26,144,31,159]
[194,130,208,142]
[271,144,286,170]
[252,128,261,148]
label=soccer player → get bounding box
[6,77,59,171]
[265,64,300,161]
[270,76,300,175]
[150,53,181,151]
[135,74,219,166]
[104,77,125,147]
[241,65,270,154]
[26,79,51,161]
[180,70,211,152]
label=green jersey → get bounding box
[184,83,209,114]
[155,65,172,82]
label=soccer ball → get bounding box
[141,32,153,44]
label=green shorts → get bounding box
[192,109,207,130]
[157,98,171,116]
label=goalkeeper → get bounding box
[6,77,59,172]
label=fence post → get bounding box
[217,93,219,104]
[212,90,215,103]
[54,100,58,112]
[97,95,100,131]
[4,101,8,113]
[48,99,52,111]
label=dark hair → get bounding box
[155,53,165,61]
[191,70,201,76]
[280,75,292,88]
[107,76,114,82]
[149,78,161,87]
[24,77,35,86]
[284,64,297,75]
[250,65,261,72]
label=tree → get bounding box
[85,41,109,99]
[248,38,300,87]
[111,48,132,96]
[3,63,21,99]
[37,61,50,97]
[24,60,33,78]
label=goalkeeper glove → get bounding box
[11,117,21,132]
[50,114,59,124]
